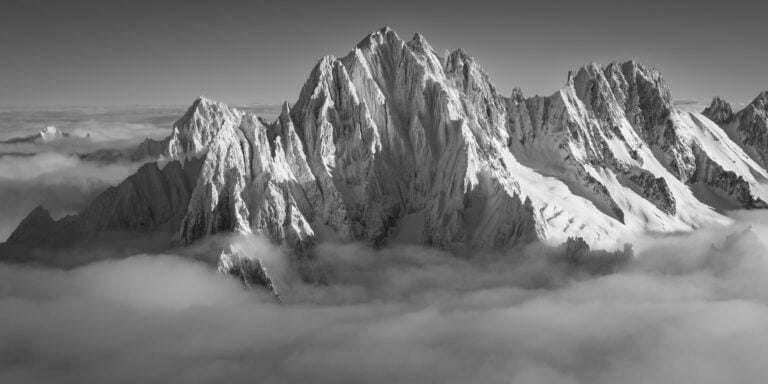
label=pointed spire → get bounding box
[191,95,216,108]
[566,70,575,85]
[279,101,292,126]
[280,100,291,116]
[703,96,734,124]
[356,26,402,49]
[178,96,227,125]
[408,32,434,52]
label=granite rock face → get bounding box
[7,27,768,258]
[703,96,734,125]
[217,245,280,300]
[705,92,768,170]
[7,159,203,246]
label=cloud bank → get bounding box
[0,106,177,240]
[1,216,768,384]
[0,152,141,241]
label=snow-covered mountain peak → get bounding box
[509,86,525,101]
[39,126,66,141]
[0,125,72,144]
[407,32,436,54]
[190,95,217,108]
[569,60,673,116]
[410,32,429,45]
[7,27,768,263]
[171,96,243,155]
[703,90,768,169]
[444,48,500,96]
[177,96,241,126]
[278,101,292,124]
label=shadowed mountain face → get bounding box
[5,27,768,260]
[704,92,768,170]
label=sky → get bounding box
[1,0,766,108]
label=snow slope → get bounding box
[7,27,768,255]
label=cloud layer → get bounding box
[0,152,140,241]
[0,106,180,240]
[1,218,768,384]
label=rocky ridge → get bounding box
[704,92,768,170]
[5,28,768,288]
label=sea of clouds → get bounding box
[1,106,767,384]
[1,219,768,384]
[0,107,175,240]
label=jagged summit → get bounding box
[177,96,228,124]
[703,96,734,124]
[191,95,215,106]
[510,87,525,100]
[6,27,768,267]
[411,32,428,44]
[132,96,244,160]
[745,91,768,115]
[217,245,280,300]
[276,101,292,125]
[355,26,400,49]
[407,32,436,53]
[39,126,67,141]
[176,95,239,127]
[704,90,768,169]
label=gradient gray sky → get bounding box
[1,0,766,107]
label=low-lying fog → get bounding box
[1,107,767,384]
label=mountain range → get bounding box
[3,27,768,289]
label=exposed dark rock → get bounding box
[702,96,734,124]
[217,246,281,301]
